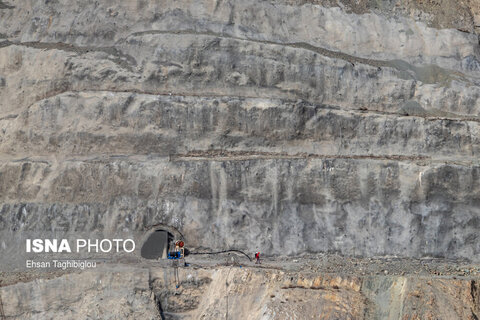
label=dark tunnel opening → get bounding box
[141,229,174,259]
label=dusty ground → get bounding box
[2,253,480,287]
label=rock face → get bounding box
[1,1,480,261]
[5,2,480,319]
[0,267,159,319]
[1,264,480,320]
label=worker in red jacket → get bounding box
[255,252,261,264]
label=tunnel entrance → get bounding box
[141,229,174,259]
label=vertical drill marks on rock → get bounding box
[0,293,5,320]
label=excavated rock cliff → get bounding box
[1,0,480,260]
[1,0,480,318]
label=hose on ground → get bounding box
[189,249,252,261]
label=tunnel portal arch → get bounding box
[140,224,184,260]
